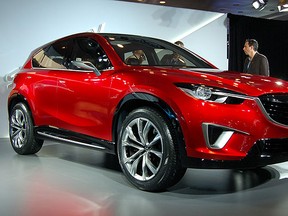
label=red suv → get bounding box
[8,32,288,191]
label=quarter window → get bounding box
[32,40,70,69]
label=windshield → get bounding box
[102,34,214,68]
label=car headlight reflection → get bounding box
[176,83,249,104]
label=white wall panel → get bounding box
[181,14,228,70]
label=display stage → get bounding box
[1,138,288,216]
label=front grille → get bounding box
[249,138,288,157]
[259,93,288,126]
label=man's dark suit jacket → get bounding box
[243,52,269,76]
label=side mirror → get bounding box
[71,61,101,76]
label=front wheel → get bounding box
[9,102,43,155]
[117,107,184,191]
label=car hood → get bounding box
[150,67,288,97]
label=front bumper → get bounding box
[175,91,288,166]
[182,138,288,169]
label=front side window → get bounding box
[32,40,70,69]
[104,34,213,68]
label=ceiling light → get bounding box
[252,0,268,10]
[278,0,288,11]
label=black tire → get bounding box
[9,102,43,155]
[117,107,184,191]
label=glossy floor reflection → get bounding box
[1,138,288,216]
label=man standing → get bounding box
[243,39,269,76]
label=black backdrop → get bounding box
[228,13,288,80]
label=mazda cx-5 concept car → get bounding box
[8,32,288,191]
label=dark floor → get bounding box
[1,138,288,216]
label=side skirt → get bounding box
[34,126,116,154]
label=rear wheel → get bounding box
[9,102,43,155]
[117,107,185,191]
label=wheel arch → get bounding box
[112,92,187,160]
[8,93,44,155]
[8,93,32,117]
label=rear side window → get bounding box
[69,37,112,71]
[32,40,70,69]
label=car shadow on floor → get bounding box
[38,142,122,172]
[168,166,278,195]
[38,142,280,195]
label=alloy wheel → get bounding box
[121,117,163,181]
[10,108,27,149]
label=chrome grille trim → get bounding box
[258,94,288,127]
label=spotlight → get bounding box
[252,0,268,10]
[278,0,288,12]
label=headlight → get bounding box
[195,86,212,100]
[176,83,250,104]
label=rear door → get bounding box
[55,36,114,140]
[31,39,72,126]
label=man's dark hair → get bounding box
[246,39,258,51]
[174,41,184,47]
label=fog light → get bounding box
[202,123,235,149]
